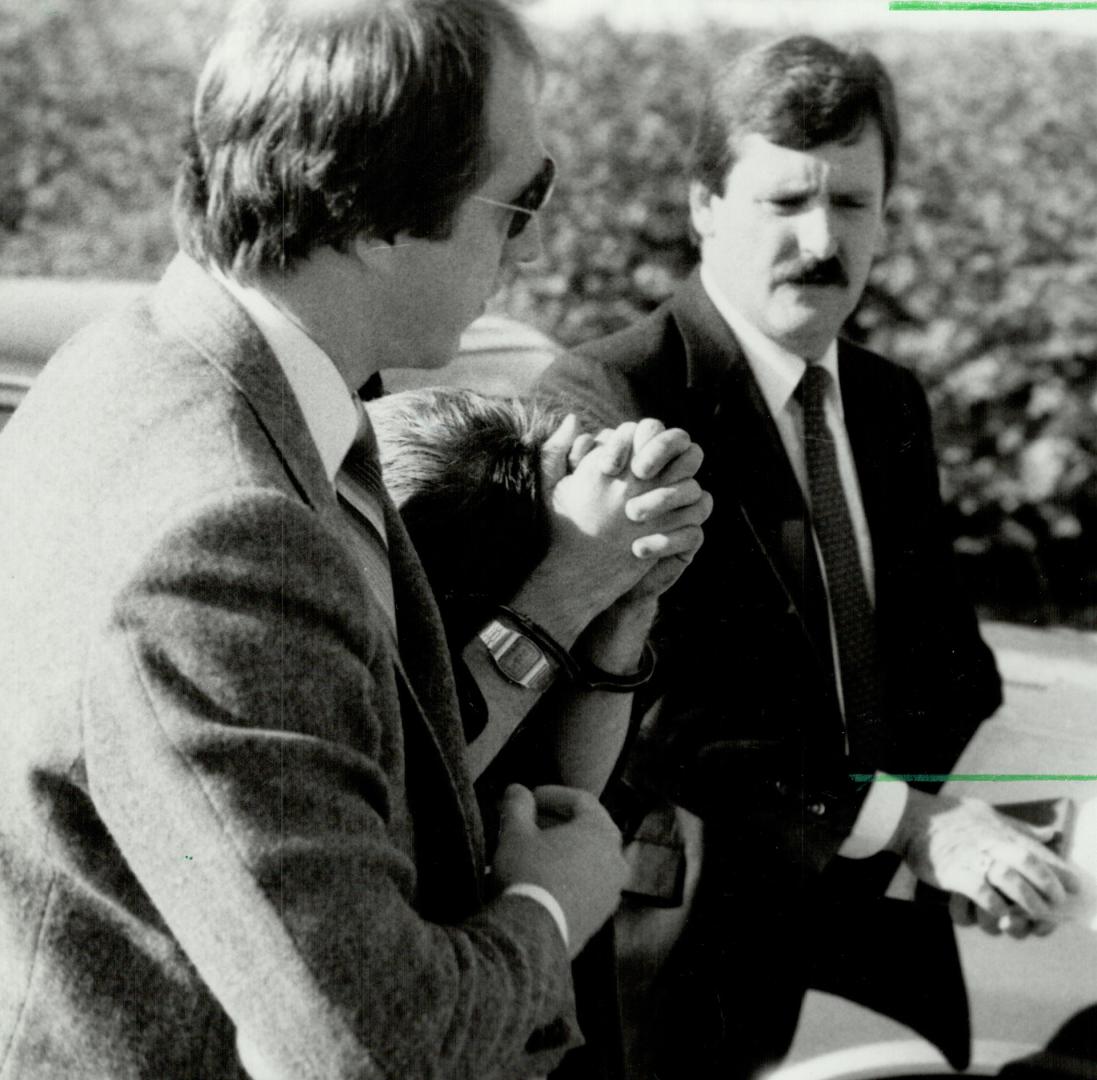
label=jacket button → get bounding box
[808,802,827,817]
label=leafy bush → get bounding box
[1,5,1095,625]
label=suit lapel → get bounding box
[837,344,889,558]
[382,497,487,880]
[837,343,902,655]
[670,276,831,661]
[322,456,486,900]
[150,255,334,516]
[152,255,486,895]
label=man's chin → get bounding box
[767,306,848,357]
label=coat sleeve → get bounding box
[81,487,578,1080]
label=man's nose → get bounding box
[795,205,838,264]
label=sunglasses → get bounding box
[471,156,557,240]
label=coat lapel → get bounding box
[837,344,890,560]
[151,255,485,897]
[669,275,831,661]
[150,255,334,516]
[381,495,487,886]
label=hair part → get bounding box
[689,35,900,198]
[174,0,539,275]
[367,387,565,640]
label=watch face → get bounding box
[480,619,555,692]
[498,635,543,680]
[498,634,553,692]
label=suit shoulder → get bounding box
[575,303,681,376]
[840,339,929,400]
[538,305,683,425]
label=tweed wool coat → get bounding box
[0,254,577,1080]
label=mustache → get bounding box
[776,257,849,288]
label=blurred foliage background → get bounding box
[2,0,1096,626]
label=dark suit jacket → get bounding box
[539,270,1002,1076]
[0,254,577,1079]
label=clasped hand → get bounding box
[893,789,1080,938]
[492,784,630,959]
[540,415,712,617]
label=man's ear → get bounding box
[688,180,718,240]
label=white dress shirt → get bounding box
[215,271,570,944]
[700,265,907,858]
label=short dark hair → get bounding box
[174,0,538,275]
[367,387,565,641]
[689,35,900,197]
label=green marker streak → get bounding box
[851,773,1097,783]
[891,2,1097,9]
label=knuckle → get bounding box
[975,885,1004,915]
[1017,851,1044,875]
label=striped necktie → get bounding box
[336,421,397,635]
[798,363,883,764]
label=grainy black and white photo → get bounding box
[1,1,1095,1078]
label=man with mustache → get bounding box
[540,34,1077,1079]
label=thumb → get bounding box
[497,783,537,840]
[540,413,580,489]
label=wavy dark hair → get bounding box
[367,387,565,641]
[690,35,901,197]
[174,0,538,275]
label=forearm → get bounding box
[463,598,655,788]
[462,569,645,782]
[545,688,632,795]
[461,639,635,791]
[501,561,614,651]
[550,598,656,794]
[464,634,549,780]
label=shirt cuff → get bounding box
[503,883,569,948]
[838,773,909,859]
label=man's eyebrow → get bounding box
[762,180,817,198]
[830,182,876,199]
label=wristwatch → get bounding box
[479,606,657,695]
[478,617,559,693]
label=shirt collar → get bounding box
[699,262,842,419]
[214,270,361,483]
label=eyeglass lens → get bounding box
[507,156,556,239]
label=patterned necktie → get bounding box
[798,363,882,763]
[336,420,397,635]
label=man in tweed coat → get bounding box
[0,1,710,1076]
